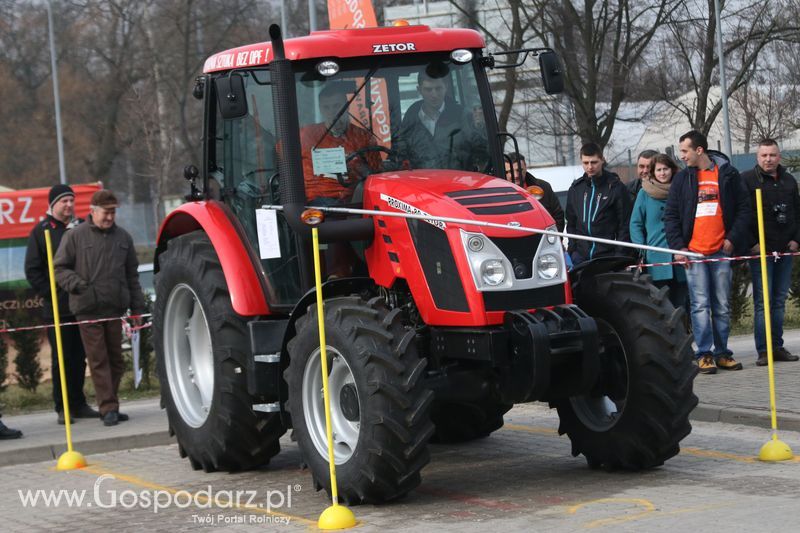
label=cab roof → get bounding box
[203,25,485,74]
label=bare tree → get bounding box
[449,1,683,147]
[731,65,800,151]
[529,0,684,148]
[661,0,800,137]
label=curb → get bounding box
[691,403,800,433]
[2,404,797,469]
[0,431,173,468]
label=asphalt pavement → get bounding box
[2,331,799,468]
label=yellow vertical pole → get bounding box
[755,189,793,461]
[45,229,87,470]
[312,227,356,529]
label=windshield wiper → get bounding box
[312,63,381,150]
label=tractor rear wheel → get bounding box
[556,271,698,470]
[154,231,285,471]
[285,296,434,504]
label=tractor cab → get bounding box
[196,25,559,310]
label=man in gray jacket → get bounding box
[54,189,145,426]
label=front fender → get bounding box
[569,255,637,294]
[156,201,270,316]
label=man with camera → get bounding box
[742,139,800,366]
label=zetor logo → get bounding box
[372,42,416,53]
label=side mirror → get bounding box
[192,76,205,100]
[183,165,203,201]
[184,165,199,181]
[539,51,564,95]
[214,73,248,119]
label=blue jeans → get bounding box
[685,251,732,358]
[749,256,793,353]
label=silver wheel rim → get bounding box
[569,319,628,432]
[163,284,214,428]
[302,347,360,464]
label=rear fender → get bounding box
[156,201,270,316]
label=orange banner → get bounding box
[327,0,378,29]
[0,183,102,240]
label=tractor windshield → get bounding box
[294,52,492,187]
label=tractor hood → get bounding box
[364,170,556,235]
[363,169,568,328]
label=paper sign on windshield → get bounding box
[312,147,347,176]
[255,208,282,259]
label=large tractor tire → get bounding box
[556,271,698,470]
[430,400,512,443]
[285,296,434,504]
[154,231,285,472]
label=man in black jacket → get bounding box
[24,184,99,424]
[504,152,565,232]
[664,130,751,374]
[396,68,487,170]
[742,138,800,366]
[627,149,658,200]
[565,143,632,265]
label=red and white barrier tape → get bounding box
[0,313,152,334]
[631,251,800,270]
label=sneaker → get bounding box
[773,347,799,362]
[756,352,769,366]
[117,412,129,422]
[57,411,74,425]
[697,355,717,374]
[102,411,119,427]
[717,356,743,371]
[0,420,22,440]
[73,405,101,419]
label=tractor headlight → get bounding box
[536,253,560,280]
[316,60,340,77]
[481,259,506,286]
[450,49,474,64]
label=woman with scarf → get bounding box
[630,153,688,309]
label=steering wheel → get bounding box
[345,145,398,165]
[337,145,401,188]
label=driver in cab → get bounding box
[299,82,382,204]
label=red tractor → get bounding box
[154,23,697,504]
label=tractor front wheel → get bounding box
[286,296,434,504]
[556,271,698,470]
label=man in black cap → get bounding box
[24,184,99,424]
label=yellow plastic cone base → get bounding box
[759,439,794,462]
[318,504,357,530]
[56,450,88,470]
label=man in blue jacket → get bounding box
[565,143,632,265]
[664,130,751,374]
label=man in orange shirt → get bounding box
[299,82,381,203]
[299,82,382,277]
[664,130,751,374]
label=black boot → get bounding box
[0,420,22,439]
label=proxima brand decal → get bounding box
[372,43,416,53]
[380,193,446,230]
